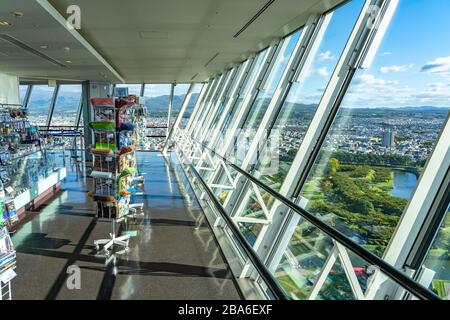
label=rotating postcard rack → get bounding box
[89,97,144,255]
[0,226,16,300]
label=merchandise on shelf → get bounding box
[0,226,16,275]
[89,97,140,220]
[0,104,64,230]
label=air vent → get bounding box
[233,0,275,38]
[0,34,67,68]
[204,52,220,67]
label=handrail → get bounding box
[177,146,289,300]
[180,135,441,301]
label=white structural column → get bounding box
[197,69,237,143]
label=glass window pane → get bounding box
[179,83,203,130]
[171,83,190,125]
[52,84,82,126]
[27,85,56,126]
[143,84,172,150]
[214,49,271,151]
[232,29,302,165]
[203,63,248,144]
[423,202,450,299]
[19,85,28,105]
[299,0,450,257]
[115,83,142,96]
[255,0,365,183]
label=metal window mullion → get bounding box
[187,79,217,135]
[199,67,240,143]
[216,42,281,160]
[164,83,195,151]
[223,17,317,217]
[23,85,32,108]
[207,58,254,149]
[406,169,450,270]
[193,77,221,131]
[204,44,281,210]
[247,0,383,278]
[75,89,83,129]
[197,70,236,142]
[46,84,60,129]
[192,73,227,139]
[140,83,145,97]
[185,82,209,132]
[166,83,175,136]
[374,116,450,299]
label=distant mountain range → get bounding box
[29,93,200,118]
[27,94,449,118]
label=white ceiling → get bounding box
[0,0,344,84]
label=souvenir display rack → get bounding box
[89,97,144,255]
[0,103,66,230]
[0,226,16,300]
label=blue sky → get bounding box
[283,0,450,108]
[345,0,450,108]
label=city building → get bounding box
[383,128,396,148]
[0,0,449,305]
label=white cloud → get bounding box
[312,67,329,77]
[421,56,450,74]
[381,52,392,56]
[379,64,414,74]
[344,74,450,108]
[317,51,335,61]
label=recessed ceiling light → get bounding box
[63,46,71,52]
[40,44,49,49]
[0,21,12,27]
[65,60,73,64]
[11,11,24,18]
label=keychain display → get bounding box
[89,96,145,255]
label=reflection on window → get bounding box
[115,83,142,96]
[255,0,365,184]
[52,85,82,127]
[19,85,28,105]
[298,0,450,258]
[171,83,190,126]
[423,203,450,299]
[144,84,171,151]
[178,83,203,130]
[214,49,270,152]
[235,0,365,243]
[203,64,248,145]
[231,30,302,166]
[27,85,56,126]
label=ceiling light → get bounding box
[63,46,71,52]
[40,44,49,49]
[11,11,24,18]
[0,21,12,27]
[65,60,72,64]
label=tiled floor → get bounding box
[11,152,241,300]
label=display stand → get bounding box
[0,226,16,300]
[0,103,65,228]
[89,96,144,255]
